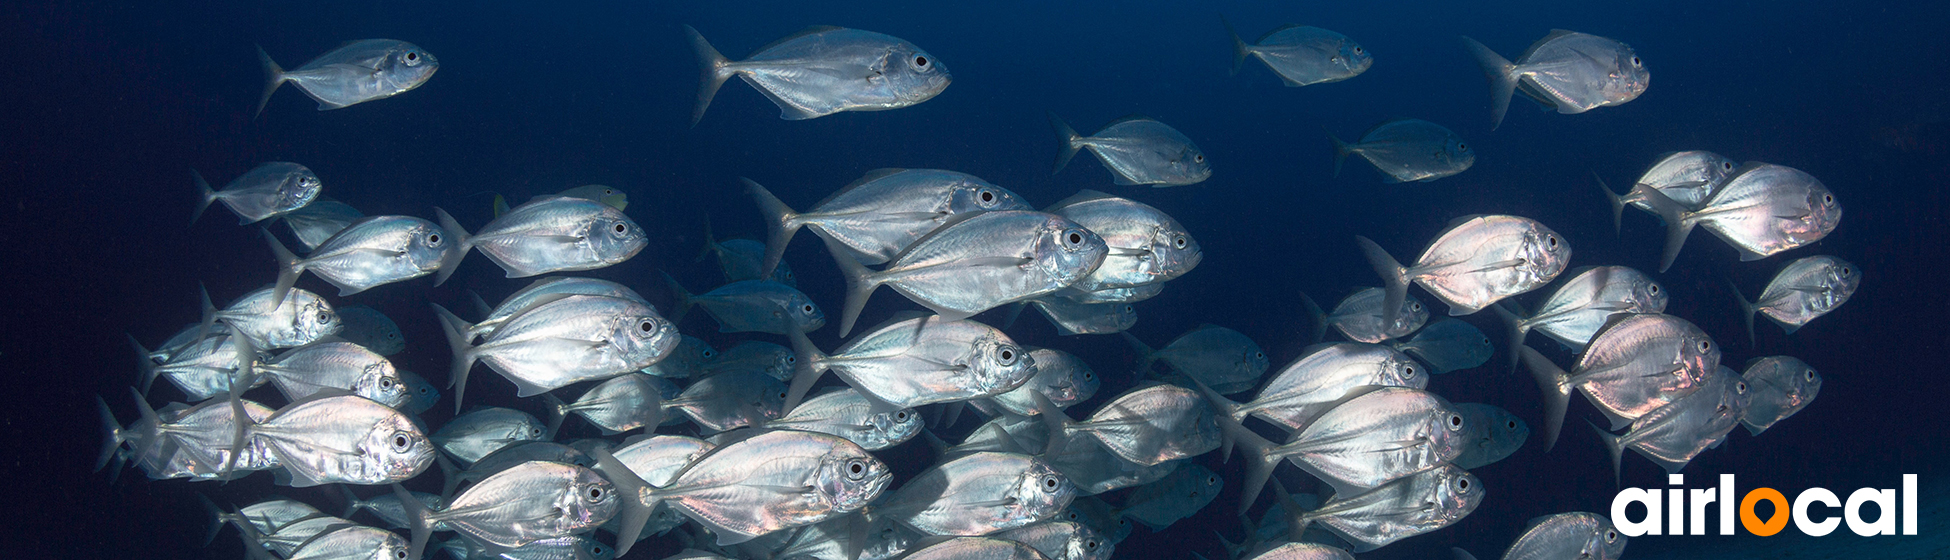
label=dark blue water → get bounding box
[10,0,1949,557]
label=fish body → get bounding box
[1125,325,1268,395]
[832,210,1108,336]
[267,216,457,303]
[1519,313,1720,450]
[1292,465,1483,552]
[670,277,825,335]
[1054,284,1163,305]
[1495,266,1666,353]
[193,163,322,225]
[894,537,1051,560]
[642,335,715,379]
[334,305,405,355]
[1046,190,1202,291]
[1594,366,1751,476]
[281,198,363,251]
[598,430,891,549]
[255,341,408,408]
[257,39,437,114]
[1461,31,1647,129]
[1224,20,1371,86]
[431,407,546,465]
[994,521,1112,560]
[1356,215,1571,316]
[1733,256,1859,339]
[1482,511,1625,560]
[702,340,796,381]
[469,277,652,342]
[791,315,1036,412]
[763,388,922,450]
[609,435,716,487]
[1116,463,1222,530]
[1390,319,1493,374]
[438,295,678,412]
[1226,343,1426,432]
[1050,114,1211,187]
[1316,288,1428,344]
[1602,151,1739,229]
[1330,119,1474,183]
[744,170,1028,280]
[1637,163,1843,272]
[1045,385,1221,468]
[665,370,787,434]
[437,197,647,282]
[685,25,950,124]
[246,393,434,486]
[415,460,618,551]
[206,285,343,350]
[1020,297,1138,336]
[1451,403,1528,470]
[980,348,1100,417]
[548,373,666,436]
[878,452,1075,536]
[1739,356,1822,435]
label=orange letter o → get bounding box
[1741,488,1790,536]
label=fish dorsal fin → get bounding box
[1255,24,1314,44]
[1106,114,1158,127]
[1441,214,1494,231]
[1044,189,1121,212]
[1518,30,1586,61]
[815,168,912,208]
[754,25,849,54]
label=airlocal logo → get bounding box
[1611,474,1918,536]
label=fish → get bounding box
[556,184,628,211]
[1596,151,1739,231]
[544,373,666,437]
[438,536,616,560]
[1356,215,1572,316]
[1238,543,1354,560]
[1739,356,1822,436]
[255,39,437,115]
[268,523,411,560]
[686,24,950,124]
[203,497,323,543]
[254,340,407,408]
[1451,403,1529,470]
[130,332,256,401]
[464,277,652,343]
[745,170,1030,280]
[280,198,363,251]
[1210,385,1466,509]
[754,513,918,560]
[434,197,648,283]
[1205,343,1426,433]
[340,487,448,529]
[1519,313,1720,450]
[430,407,546,466]
[240,393,435,486]
[1042,432,1178,496]
[1059,497,1133,546]
[1452,511,1625,560]
[1303,288,1429,344]
[1634,162,1843,272]
[120,392,278,480]
[665,370,788,434]
[1592,366,1751,481]
[787,315,1036,412]
[264,216,458,305]
[1046,190,1202,291]
[977,348,1101,417]
[641,335,715,379]
[401,460,618,557]
[443,442,598,498]
[1123,325,1268,395]
[192,163,323,225]
[664,275,825,335]
[1491,266,1667,365]
[1390,319,1493,374]
[200,285,343,350]
[892,537,1052,560]
[1279,465,1483,553]
[608,435,716,488]
[1116,462,1222,530]
[1053,284,1164,305]
[698,218,794,286]
[1728,255,1860,342]
[1038,384,1221,468]
[436,294,678,412]
[396,370,439,415]
[994,521,1112,560]
[592,429,891,552]
[1460,31,1648,129]
[1222,17,1371,86]
[1050,114,1211,187]
[701,340,796,381]
[875,451,1076,536]
[1014,297,1139,336]
[1329,119,1474,183]
[830,209,1105,335]
[333,305,405,356]
[763,388,922,450]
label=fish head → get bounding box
[1594,519,1629,559]
[1166,145,1213,185]
[1034,219,1110,288]
[290,294,344,343]
[612,312,680,369]
[1425,400,1472,463]
[1388,297,1432,338]
[1339,40,1374,76]
[1602,45,1650,106]
[1443,133,1476,170]
[971,334,1037,396]
[1819,258,1862,308]
[586,210,649,265]
[1071,361,1102,405]
[359,414,435,482]
[948,179,1031,213]
[1149,225,1203,281]
[1783,360,1823,408]
[398,369,441,414]
[1237,344,1270,379]
[1431,465,1485,521]
[1012,459,1079,520]
[405,220,456,274]
[1674,324,1723,388]
[1634,275,1671,313]
[881,43,951,104]
[1518,223,1573,286]
[557,465,622,533]
[378,42,439,94]
[1385,352,1430,389]
[865,408,924,449]
[1176,402,1226,459]
[816,444,892,512]
[1788,180,1844,246]
[353,360,409,408]
[274,168,323,214]
[786,292,827,332]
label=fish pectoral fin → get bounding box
[1105,246,1152,257]
[1465,259,1527,274]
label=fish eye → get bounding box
[395,550,408,560]
[419,386,430,395]
[405,51,420,63]
[1805,370,1817,382]
[1353,46,1364,55]
[1545,235,1559,250]
[1173,235,1187,249]
[1630,56,1642,67]
[1082,370,1093,381]
[1067,512,1079,520]
[1649,284,1661,294]
[587,487,605,501]
[530,427,544,437]
[802,304,815,314]
[1456,477,1471,492]
[913,55,929,68]
[318,310,334,323]
[894,411,909,422]
[1698,340,1712,352]
[1606,529,1618,542]
[845,459,868,480]
[1822,194,1834,206]
[425,233,442,246]
[591,546,605,555]
[390,433,412,452]
[1722,162,1736,171]
[1085,540,1099,550]
[638,320,657,333]
[1507,420,1517,429]
[1838,267,1852,278]
[1041,475,1061,492]
[1410,302,1422,311]
[1457,143,1468,151]
[1067,232,1084,246]
[1123,305,1134,314]
[978,189,996,204]
[381,378,395,389]
[787,355,797,364]
[1446,413,1464,431]
[1735,382,1748,394]
[612,223,629,235]
[998,348,1017,365]
[1403,365,1417,378]
[703,349,716,358]
[1193,154,1205,164]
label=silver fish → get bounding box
[281,198,363,251]
[1305,288,1429,344]
[995,521,1111,560]
[1636,162,1843,272]
[1472,511,1625,560]
[244,393,434,486]
[1739,356,1822,436]
[893,537,1051,560]
[201,285,342,350]
[1282,465,1483,552]
[1042,433,1176,496]
[334,305,405,356]
[1124,325,1268,395]
[664,370,786,434]
[192,163,322,225]
[397,370,439,415]
[1223,18,1371,86]
[686,25,950,124]
[450,442,598,497]
[641,335,715,379]
[700,220,795,286]
[666,276,825,335]
[1593,366,1751,479]
[788,315,1036,413]
[275,524,411,560]
[438,536,616,560]
[1213,386,1466,507]
[1330,119,1474,183]
[340,487,448,529]
[256,39,437,115]
[1046,190,1202,291]
[1059,497,1133,545]
[1239,543,1354,560]
[1598,151,1739,231]
[978,348,1101,417]
[1040,384,1221,468]
[255,340,407,408]
[830,210,1107,336]
[702,340,796,381]
[764,388,921,451]
[467,277,652,342]
[1730,255,1859,342]
[123,393,278,479]
[1116,462,1221,530]
[406,460,618,556]
[1452,403,1528,470]
[1391,319,1493,374]
[207,498,323,540]
[1356,215,1571,316]
[610,435,716,488]
[1492,266,1666,361]
[431,407,546,466]
[545,373,666,437]
[1050,114,1211,187]
[1207,342,1425,433]
[437,295,678,412]
[266,215,458,303]
[1054,284,1163,305]
[1519,313,1720,450]
[877,452,1075,536]
[130,332,255,401]
[745,170,1029,279]
[594,430,891,552]
[1016,297,1138,336]
[1461,30,1648,129]
[435,197,648,283]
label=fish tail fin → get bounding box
[542,392,570,441]
[684,25,734,127]
[1187,377,1246,457]
[1631,184,1696,273]
[1594,172,1627,236]
[489,193,510,218]
[195,494,231,548]
[1726,278,1759,346]
[1590,420,1626,487]
[1327,127,1353,178]
[192,168,218,225]
[742,177,803,281]
[96,395,123,473]
[1452,548,1482,560]
[999,301,1027,330]
[1049,112,1083,174]
[1489,302,1529,373]
[1458,36,1518,130]
[435,453,462,497]
[264,229,303,310]
[1299,291,1326,344]
[824,234,881,337]
[1202,381,1277,515]
[783,327,831,412]
[589,447,656,556]
[1354,235,1412,324]
[432,303,478,414]
[254,45,285,118]
[338,484,364,519]
[1517,345,1574,452]
[1030,390,1078,457]
[466,290,493,319]
[125,387,166,468]
[1118,330,1160,374]
[1272,480,1313,542]
[128,334,159,396]
[393,483,433,560]
[1213,529,1245,560]
[219,334,258,479]
[195,282,220,346]
[696,213,719,263]
[1222,15,1249,76]
[431,207,472,286]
